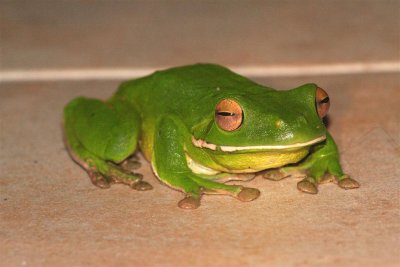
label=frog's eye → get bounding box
[215,99,243,131]
[315,87,330,118]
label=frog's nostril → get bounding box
[300,114,309,124]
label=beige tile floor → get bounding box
[1,74,399,267]
[1,1,400,267]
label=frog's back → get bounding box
[115,64,271,124]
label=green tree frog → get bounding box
[64,64,359,209]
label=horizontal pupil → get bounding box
[217,111,235,116]
[320,97,330,104]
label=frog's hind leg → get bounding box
[64,96,152,191]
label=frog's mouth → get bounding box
[191,135,326,152]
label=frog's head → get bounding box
[190,84,330,172]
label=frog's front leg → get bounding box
[264,133,359,194]
[152,116,260,209]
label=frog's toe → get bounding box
[263,169,291,181]
[338,176,360,189]
[120,157,142,172]
[236,187,260,202]
[131,181,153,191]
[297,178,318,194]
[236,173,257,181]
[178,195,201,209]
[88,170,111,189]
[319,174,335,184]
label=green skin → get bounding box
[64,63,359,209]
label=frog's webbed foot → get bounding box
[87,163,152,191]
[88,170,112,189]
[110,166,152,191]
[236,187,261,202]
[110,155,152,191]
[297,177,318,194]
[131,180,153,191]
[262,168,292,181]
[178,195,201,209]
[70,148,152,191]
[297,173,334,194]
[174,175,261,209]
[119,154,142,172]
[292,133,360,194]
[177,186,260,210]
[297,174,360,194]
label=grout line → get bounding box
[0,61,399,82]
[235,61,400,77]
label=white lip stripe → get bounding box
[1,61,399,82]
[192,135,326,152]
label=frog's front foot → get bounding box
[178,195,201,209]
[131,180,153,191]
[177,186,260,209]
[297,177,318,194]
[337,175,360,189]
[297,174,360,194]
[236,187,261,202]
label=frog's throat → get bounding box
[191,135,326,152]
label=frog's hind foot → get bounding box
[87,165,152,191]
[118,155,152,190]
[119,154,142,172]
[79,155,152,191]
[113,170,153,191]
[88,170,112,189]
